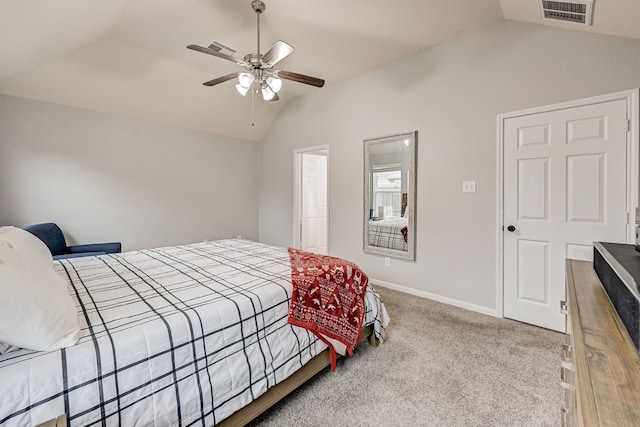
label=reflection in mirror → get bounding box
[364,131,416,260]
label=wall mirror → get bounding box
[364,131,417,260]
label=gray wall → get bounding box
[0,95,260,251]
[259,20,640,314]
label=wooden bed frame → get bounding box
[218,324,377,426]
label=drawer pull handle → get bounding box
[561,407,571,426]
[560,381,574,390]
[560,359,574,370]
[560,366,574,385]
[559,342,572,360]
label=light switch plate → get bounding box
[462,181,476,193]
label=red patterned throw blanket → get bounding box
[287,248,369,371]
[400,226,408,243]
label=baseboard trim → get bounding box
[370,277,500,318]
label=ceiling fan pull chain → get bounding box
[251,81,255,126]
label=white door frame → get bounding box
[495,89,639,318]
[293,145,330,252]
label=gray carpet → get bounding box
[249,286,562,426]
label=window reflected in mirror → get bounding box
[364,131,416,260]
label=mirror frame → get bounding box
[363,131,417,261]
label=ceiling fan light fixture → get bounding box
[236,83,250,96]
[238,72,254,88]
[261,85,275,101]
[266,76,282,93]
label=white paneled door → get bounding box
[503,99,629,332]
[300,152,328,254]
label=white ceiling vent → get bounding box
[538,1,593,26]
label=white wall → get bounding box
[0,94,259,251]
[259,20,640,313]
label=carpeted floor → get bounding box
[249,285,563,427]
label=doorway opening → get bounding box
[293,146,329,254]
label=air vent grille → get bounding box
[539,0,593,26]
[207,41,237,56]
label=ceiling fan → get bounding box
[187,0,325,103]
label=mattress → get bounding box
[0,239,388,426]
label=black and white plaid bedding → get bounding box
[0,239,388,426]
[368,218,408,251]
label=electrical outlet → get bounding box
[384,257,391,267]
[462,181,476,193]
[237,235,242,239]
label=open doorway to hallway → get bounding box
[293,146,328,254]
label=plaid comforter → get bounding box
[368,218,409,251]
[0,239,388,426]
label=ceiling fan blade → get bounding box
[203,72,241,87]
[278,70,325,88]
[187,44,248,67]
[261,40,295,67]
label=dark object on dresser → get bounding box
[22,222,121,260]
[593,242,640,350]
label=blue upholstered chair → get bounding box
[22,223,121,260]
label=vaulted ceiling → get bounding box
[1,0,639,141]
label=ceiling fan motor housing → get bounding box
[244,52,264,67]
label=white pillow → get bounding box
[0,226,53,267]
[0,226,80,352]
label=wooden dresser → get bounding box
[563,259,640,426]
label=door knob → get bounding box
[507,225,516,232]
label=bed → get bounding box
[0,238,389,426]
[367,218,408,251]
